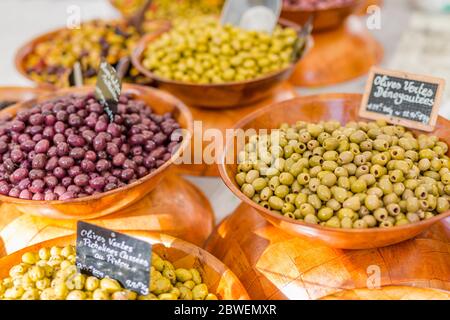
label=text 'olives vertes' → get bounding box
[236,120,450,229]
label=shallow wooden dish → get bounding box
[281,0,363,32]
[219,93,450,249]
[0,232,250,300]
[0,173,214,257]
[131,20,302,109]
[0,84,193,220]
[0,87,48,107]
[205,203,450,300]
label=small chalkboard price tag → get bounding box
[95,59,122,122]
[360,67,445,132]
[76,221,152,295]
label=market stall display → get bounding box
[205,203,450,299]
[132,18,305,108]
[0,172,214,256]
[219,94,450,249]
[0,85,192,219]
[0,232,250,300]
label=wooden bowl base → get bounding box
[290,17,383,87]
[173,82,298,177]
[0,172,215,257]
[205,204,450,300]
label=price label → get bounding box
[76,221,152,295]
[95,59,122,122]
[360,67,445,132]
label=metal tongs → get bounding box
[291,15,314,63]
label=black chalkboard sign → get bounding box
[360,67,445,132]
[95,59,122,122]
[76,221,152,295]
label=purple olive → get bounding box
[19,189,32,200]
[61,177,72,188]
[70,147,85,160]
[44,175,58,188]
[74,174,89,187]
[0,182,10,195]
[56,142,69,156]
[67,134,85,147]
[93,135,106,151]
[11,149,24,163]
[96,159,111,172]
[54,185,66,196]
[90,176,106,190]
[8,187,20,198]
[53,167,66,179]
[29,179,45,193]
[120,169,134,181]
[84,150,97,162]
[44,192,58,201]
[10,168,29,184]
[58,156,75,169]
[32,153,47,169]
[35,140,50,153]
[29,169,45,180]
[11,120,26,133]
[18,178,31,191]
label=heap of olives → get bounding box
[236,120,450,229]
[0,245,218,300]
[142,17,298,84]
[24,20,144,87]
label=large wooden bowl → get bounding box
[0,173,214,257]
[0,84,193,220]
[0,87,48,108]
[0,232,250,300]
[219,94,450,249]
[131,20,303,109]
[205,203,450,300]
[281,0,364,32]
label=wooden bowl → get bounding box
[14,19,170,90]
[0,172,214,257]
[0,232,250,300]
[131,20,302,109]
[219,93,450,249]
[0,84,193,220]
[0,87,49,108]
[205,203,450,299]
[281,0,364,32]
